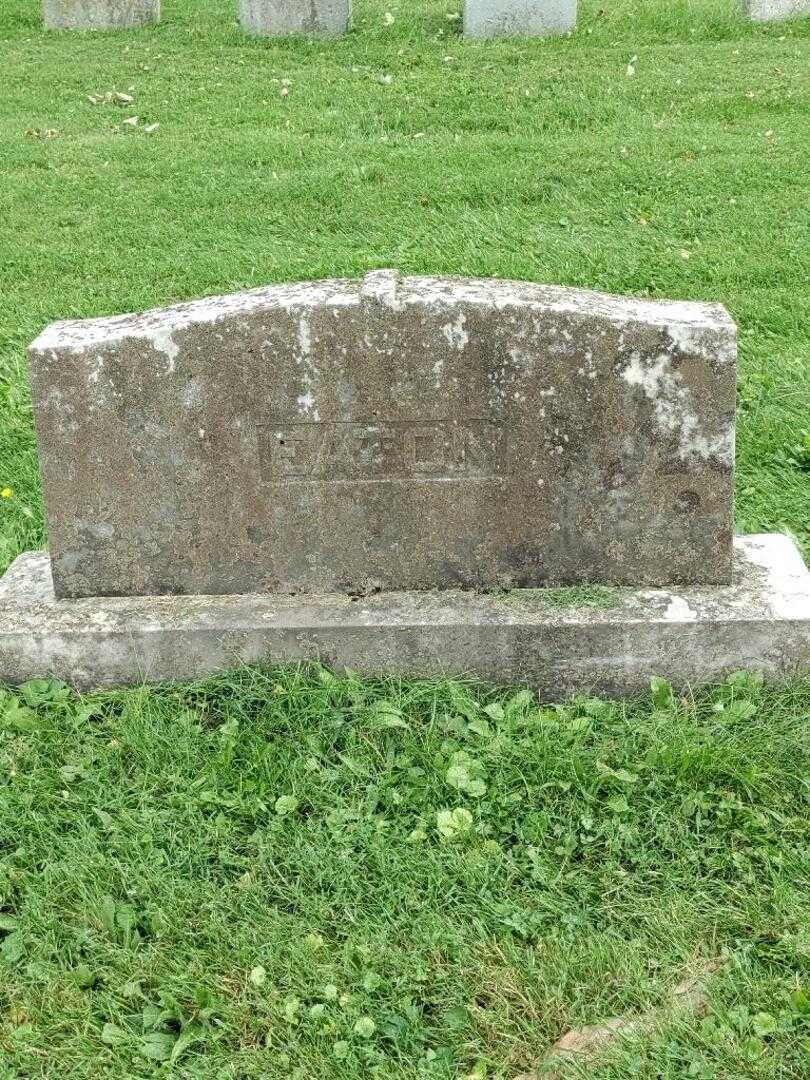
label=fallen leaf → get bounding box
[555,1016,637,1054]
[671,958,722,1016]
[515,959,723,1080]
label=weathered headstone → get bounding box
[238,0,350,36]
[744,0,810,20]
[5,273,810,693]
[28,271,736,599]
[463,0,576,39]
[43,0,159,29]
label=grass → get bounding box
[0,2,809,1075]
[489,584,622,608]
[0,668,809,1077]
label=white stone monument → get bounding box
[239,0,351,36]
[43,0,159,29]
[464,0,576,39]
[744,0,810,20]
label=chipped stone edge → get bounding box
[1,535,808,694]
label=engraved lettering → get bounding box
[256,419,508,482]
[273,429,311,477]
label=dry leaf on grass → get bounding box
[514,959,722,1080]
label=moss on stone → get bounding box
[490,584,622,609]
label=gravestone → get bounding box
[5,271,810,693]
[464,0,576,39]
[28,271,737,599]
[239,0,350,36]
[744,0,810,19]
[43,0,159,29]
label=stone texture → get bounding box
[238,0,350,36]
[464,0,576,39]
[43,0,159,29]
[28,271,737,599]
[0,535,808,696]
[744,0,810,20]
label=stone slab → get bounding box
[43,0,160,29]
[464,0,576,39]
[1,535,808,697]
[238,0,350,36]
[744,0,810,20]
[29,272,736,599]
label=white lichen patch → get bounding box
[295,314,319,418]
[663,595,698,621]
[297,316,312,359]
[297,392,318,419]
[182,380,203,408]
[88,611,115,629]
[87,353,106,385]
[441,313,468,351]
[80,350,124,406]
[507,344,540,375]
[621,350,733,466]
[360,269,402,310]
[28,278,361,360]
[665,317,737,365]
[29,273,735,373]
[145,324,179,373]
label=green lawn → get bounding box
[1,669,809,1077]
[0,1,809,1076]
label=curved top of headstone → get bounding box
[29,272,736,599]
[32,269,735,363]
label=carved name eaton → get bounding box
[257,419,508,482]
